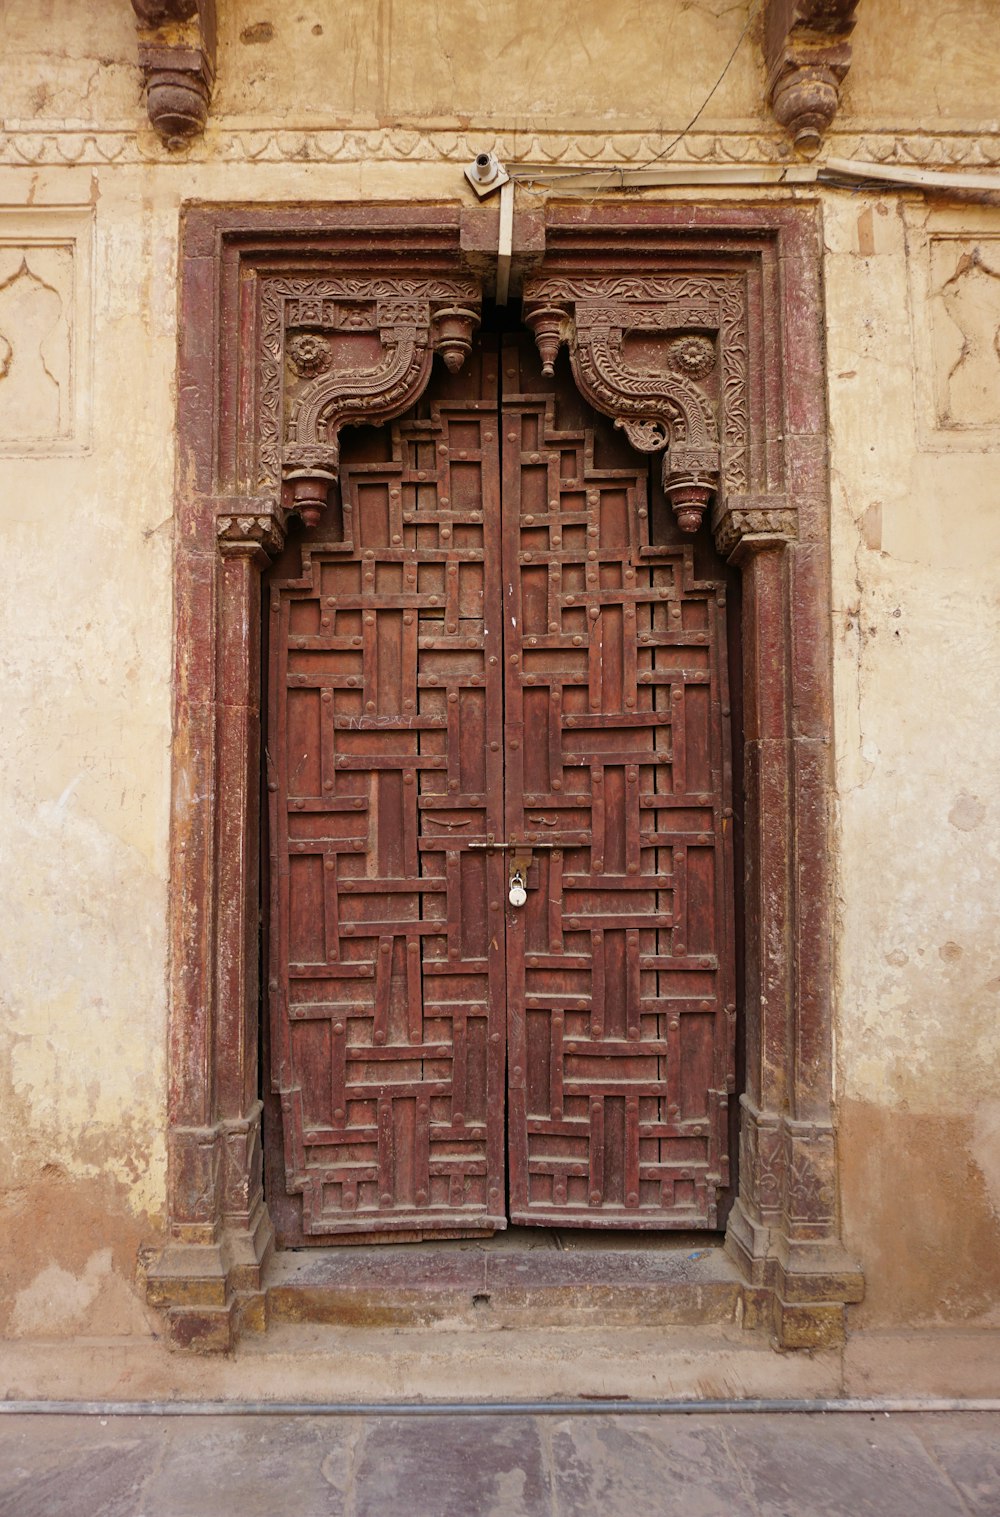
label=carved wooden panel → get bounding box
[503,336,735,1229]
[268,345,507,1238]
[268,333,736,1238]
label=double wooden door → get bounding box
[266,333,735,1243]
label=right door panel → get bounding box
[502,335,736,1229]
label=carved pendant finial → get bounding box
[432,306,480,373]
[286,468,338,531]
[664,479,712,535]
[525,306,569,377]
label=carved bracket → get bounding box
[764,0,861,154]
[258,277,481,527]
[524,276,740,538]
[130,0,217,147]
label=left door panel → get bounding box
[266,344,508,1241]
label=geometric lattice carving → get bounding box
[502,337,735,1228]
[268,347,505,1236]
[268,335,735,1238]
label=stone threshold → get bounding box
[263,1229,746,1330]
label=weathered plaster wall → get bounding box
[824,195,1000,1327]
[1,1,999,1347]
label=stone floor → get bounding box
[0,1409,997,1517]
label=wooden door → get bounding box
[266,333,735,1241]
[502,336,735,1229]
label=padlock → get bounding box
[508,870,527,907]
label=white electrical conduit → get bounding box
[503,157,1000,195]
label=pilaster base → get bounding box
[726,1198,864,1349]
[145,1200,274,1353]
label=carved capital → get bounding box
[764,0,860,153]
[131,0,217,148]
[523,278,725,536]
[255,276,481,497]
[712,494,796,559]
[216,498,288,561]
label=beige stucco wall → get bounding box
[1,0,999,1350]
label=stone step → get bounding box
[264,1235,745,1329]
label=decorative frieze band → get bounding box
[4,126,999,168]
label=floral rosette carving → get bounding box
[667,335,716,381]
[286,332,332,379]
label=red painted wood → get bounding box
[268,343,508,1238]
[502,334,735,1229]
[269,333,735,1237]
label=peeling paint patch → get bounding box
[10,1249,112,1336]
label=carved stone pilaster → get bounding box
[712,494,797,560]
[523,277,743,537]
[256,278,481,526]
[131,0,217,148]
[764,0,861,154]
[146,1143,273,1349]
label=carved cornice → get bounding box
[258,277,481,526]
[764,0,861,154]
[130,0,217,148]
[524,274,752,537]
[4,126,999,169]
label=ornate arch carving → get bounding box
[523,275,766,545]
[256,278,480,528]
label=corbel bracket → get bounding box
[523,278,723,537]
[270,279,481,528]
[130,0,217,148]
[764,0,861,154]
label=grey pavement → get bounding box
[0,1410,998,1517]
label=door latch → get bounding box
[469,838,552,907]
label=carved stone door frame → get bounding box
[147,200,863,1351]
